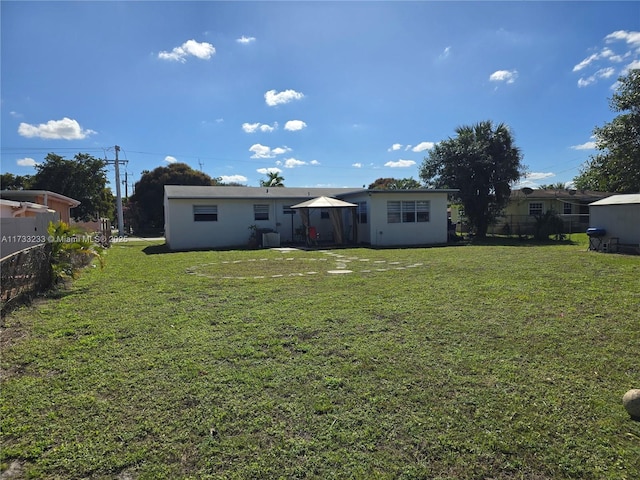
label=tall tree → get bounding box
[574,70,640,193]
[30,153,113,221]
[128,162,217,232]
[259,171,285,187]
[419,121,525,238]
[368,177,423,190]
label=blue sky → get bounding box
[2,1,639,191]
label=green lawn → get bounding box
[1,237,639,479]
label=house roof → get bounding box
[510,189,612,202]
[165,185,457,200]
[0,190,81,207]
[589,194,640,206]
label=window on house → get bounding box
[563,202,572,215]
[387,201,401,223]
[402,201,416,222]
[283,205,296,215]
[356,201,368,224]
[320,209,330,219]
[529,202,543,216]
[416,201,430,222]
[193,205,218,222]
[254,204,269,221]
[387,200,430,223]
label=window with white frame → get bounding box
[356,201,368,224]
[254,204,269,221]
[529,202,543,216]
[387,201,401,223]
[387,200,430,223]
[193,205,218,222]
[563,202,572,215]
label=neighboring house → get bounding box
[0,198,59,258]
[589,194,640,254]
[0,190,81,224]
[451,189,613,235]
[164,186,457,251]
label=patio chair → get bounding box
[308,226,319,246]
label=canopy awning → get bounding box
[290,196,358,245]
[290,196,357,209]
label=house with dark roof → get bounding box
[163,186,457,250]
[450,189,613,236]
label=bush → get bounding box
[47,221,104,282]
[533,211,564,241]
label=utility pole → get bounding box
[105,145,128,236]
[114,146,124,236]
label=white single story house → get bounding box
[164,186,457,251]
[589,194,640,254]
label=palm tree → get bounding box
[260,171,285,187]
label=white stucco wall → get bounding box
[590,204,640,246]
[164,196,339,250]
[364,191,449,246]
[165,189,451,250]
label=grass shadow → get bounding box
[142,244,173,255]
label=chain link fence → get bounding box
[1,243,53,316]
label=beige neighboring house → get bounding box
[0,190,81,259]
[450,189,613,235]
[0,190,80,223]
[0,199,58,258]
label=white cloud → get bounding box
[310,160,320,165]
[219,175,247,184]
[387,143,403,152]
[249,144,290,159]
[523,172,555,181]
[573,53,600,72]
[384,159,416,168]
[489,69,519,84]
[257,167,282,175]
[17,157,37,167]
[264,89,304,106]
[412,142,435,152]
[242,122,260,133]
[439,46,451,60]
[284,120,307,131]
[164,156,177,164]
[623,59,640,73]
[571,141,597,150]
[18,117,96,140]
[158,39,215,62]
[605,30,640,48]
[577,67,617,88]
[271,147,290,155]
[282,158,306,168]
[573,30,640,87]
[236,35,256,44]
[352,163,363,168]
[242,122,277,133]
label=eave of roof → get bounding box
[0,190,81,207]
[165,185,457,200]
